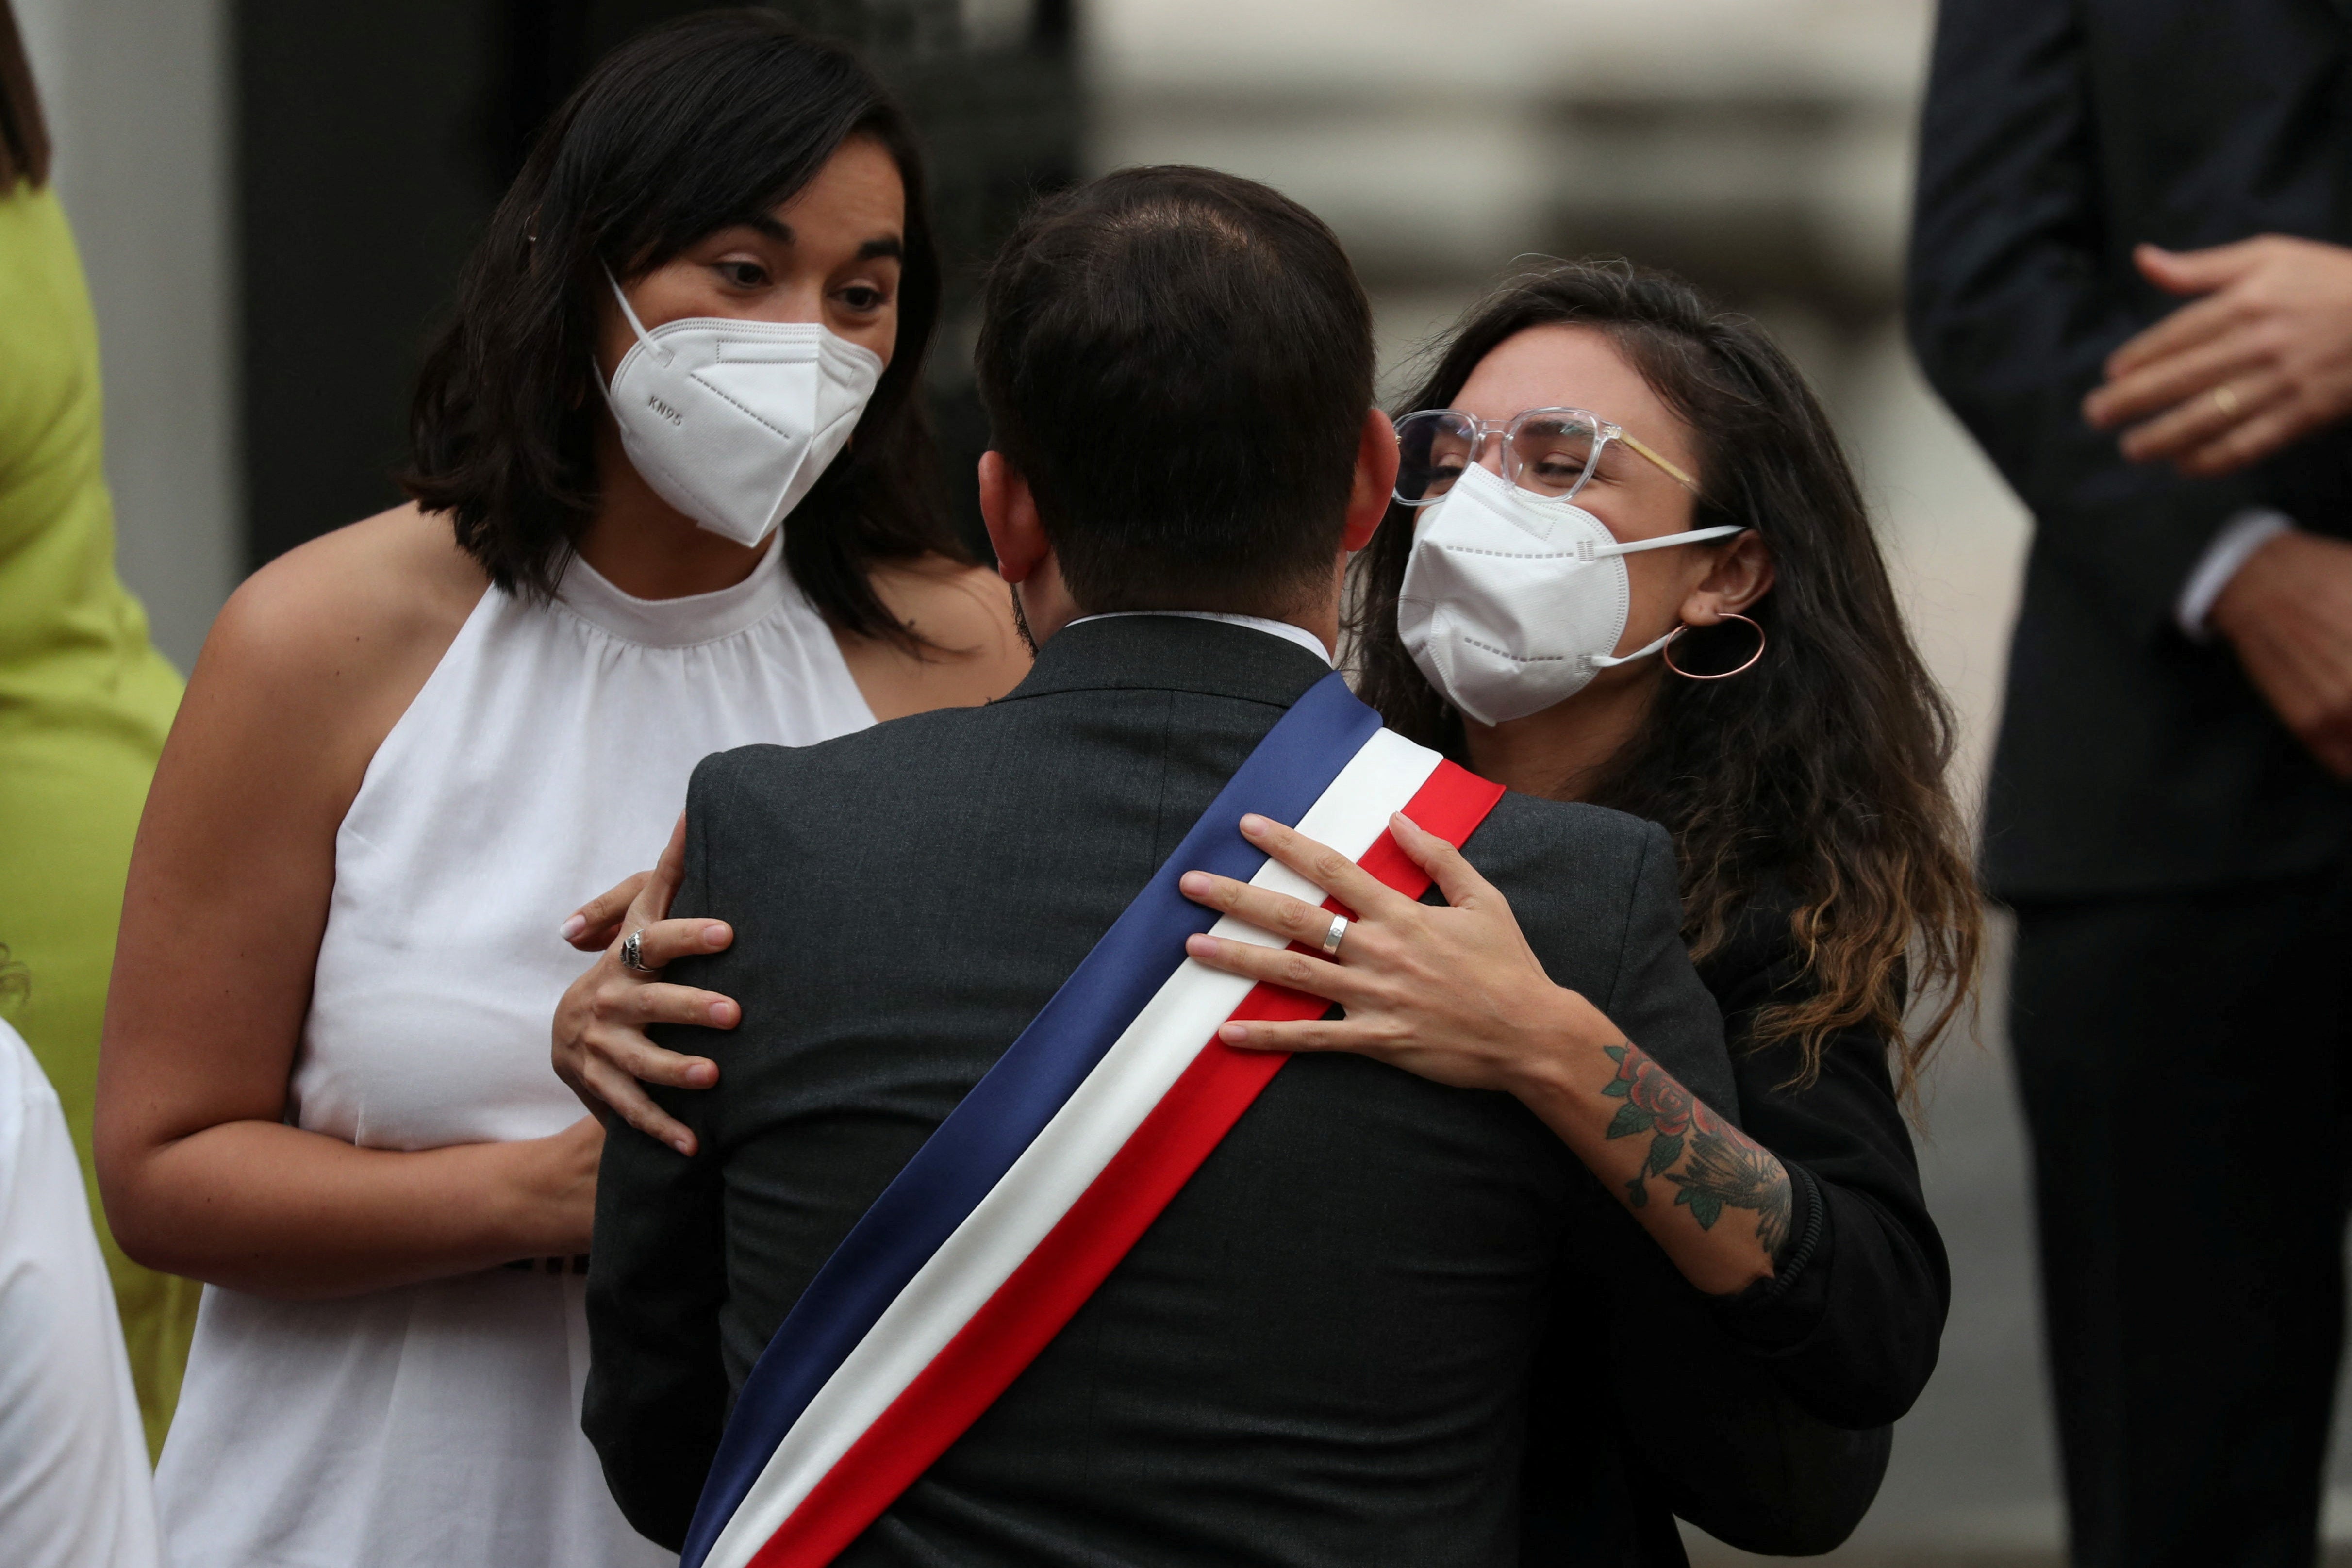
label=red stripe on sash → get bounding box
[747,759,1506,1568]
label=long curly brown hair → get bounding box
[1351,260,1981,1102]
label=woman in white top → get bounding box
[93,16,1025,1568]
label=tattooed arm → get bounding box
[1603,1043,1792,1256]
[1525,1037,1793,1293]
[1179,810,1791,1297]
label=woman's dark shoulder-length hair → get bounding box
[403,8,960,642]
[1351,259,1981,1101]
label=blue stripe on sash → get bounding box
[679,671,1379,1567]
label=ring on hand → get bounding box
[619,930,653,973]
[1319,914,1349,957]
[2211,382,2241,417]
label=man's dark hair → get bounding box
[975,165,1374,616]
[404,10,961,643]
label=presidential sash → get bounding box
[679,673,1505,1568]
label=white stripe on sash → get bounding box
[703,728,1442,1568]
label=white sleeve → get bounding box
[2176,508,2295,640]
[0,1023,161,1568]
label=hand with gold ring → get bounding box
[2084,234,2352,476]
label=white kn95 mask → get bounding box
[600,273,886,547]
[1398,461,1746,726]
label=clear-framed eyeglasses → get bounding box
[1392,407,1703,508]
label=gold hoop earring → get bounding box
[1662,612,1765,680]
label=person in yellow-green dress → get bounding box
[1,9,192,1454]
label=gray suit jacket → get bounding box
[585,614,1734,1566]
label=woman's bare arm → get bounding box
[96,506,604,1301]
[1178,812,1789,1298]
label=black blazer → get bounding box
[1689,886,1947,1435]
[1907,0,2352,898]
[1524,887,1948,1567]
[585,615,1737,1567]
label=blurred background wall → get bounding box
[22,1,2352,1562]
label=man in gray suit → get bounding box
[585,165,1738,1565]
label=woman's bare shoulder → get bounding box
[183,504,489,779]
[841,554,1030,720]
[202,504,484,682]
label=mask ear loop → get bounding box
[604,267,672,366]
[1585,523,1748,560]
[1662,612,1767,680]
[1585,623,1684,671]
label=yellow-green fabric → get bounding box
[0,178,194,1459]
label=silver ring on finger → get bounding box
[1319,914,1349,958]
[620,930,653,973]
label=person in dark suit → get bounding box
[1908,5,2352,1565]
[583,165,1748,1564]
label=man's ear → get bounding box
[1342,409,1400,553]
[979,450,1050,585]
[1679,531,1776,625]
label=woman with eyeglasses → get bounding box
[1173,260,1979,1559]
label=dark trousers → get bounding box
[2010,858,2352,1568]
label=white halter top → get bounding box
[155,541,872,1568]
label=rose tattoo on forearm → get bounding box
[1601,1042,1792,1257]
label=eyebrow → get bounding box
[739,215,902,263]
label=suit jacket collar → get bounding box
[1002,613,1334,711]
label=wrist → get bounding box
[2183,511,2294,640]
[483,1136,563,1258]
[2210,527,2306,643]
[1504,986,1620,1104]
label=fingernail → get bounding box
[1186,933,1216,956]
[1180,872,1211,896]
[686,1061,718,1086]
[671,1137,694,1155]
[1393,811,1420,832]
[1239,814,1269,836]
[1220,1022,1250,1045]
[707,1000,736,1026]
[703,923,729,946]
[560,914,587,940]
